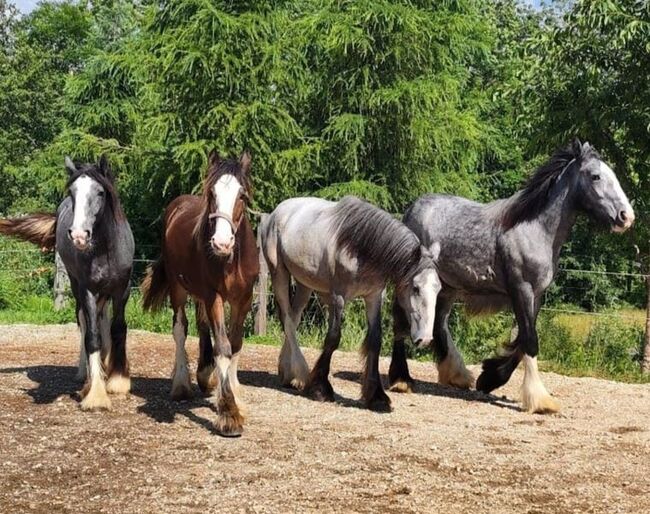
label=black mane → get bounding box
[501,142,599,229]
[66,161,125,221]
[334,196,421,284]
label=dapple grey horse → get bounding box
[0,156,134,410]
[390,140,634,413]
[262,195,440,412]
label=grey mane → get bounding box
[333,196,421,283]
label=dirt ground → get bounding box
[0,324,649,513]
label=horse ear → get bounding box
[571,137,583,157]
[64,156,77,176]
[98,154,110,176]
[208,148,220,168]
[240,150,252,173]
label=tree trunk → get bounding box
[53,251,69,311]
[642,272,650,374]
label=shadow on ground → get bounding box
[334,370,521,412]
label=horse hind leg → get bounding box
[196,301,217,394]
[273,262,309,390]
[76,306,88,382]
[282,282,311,390]
[434,297,474,390]
[304,294,344,403]
[170,287,192,400]
[97,299,111,369]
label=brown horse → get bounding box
[141,150,259,436]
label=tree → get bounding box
[511,0,649,311]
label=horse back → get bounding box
[404,194,506,294]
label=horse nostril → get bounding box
[67,229,73,238]
[619,210,627,222]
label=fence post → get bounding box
[53,251,69,311]
[642,261,650,374]
[254,213,269,336]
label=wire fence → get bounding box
[0,244,647,330]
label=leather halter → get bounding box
[208,211,237,232]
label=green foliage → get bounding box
[539,312,647,382]
[0,0,648,382]
[515,0,650,259]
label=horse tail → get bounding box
[141,256,169,312]
[0,213,57,250]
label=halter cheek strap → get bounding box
[208,211,237,232]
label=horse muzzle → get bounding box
[210,241,234,258]
[612,208,635,233]
[68,229,91,251]
[413,337,433,349]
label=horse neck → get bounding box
[93,208,121,253]
[534,175,579,261]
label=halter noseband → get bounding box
[208,211,237,232]
[208,188,249,233]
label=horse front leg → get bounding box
[519,295,559,414]
[227,295,253,409]
[69,278,87,382]
[362,292,391,412]
[105,287,131,395]
[389,295,414,393]
[79,289,111,411]
[305,294,344,402]
[208,294,244,437]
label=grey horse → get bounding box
[262,195,440,411]
[390,140,634,413]
[0,156,135,410]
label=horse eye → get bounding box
[413,286,420,295]
[591,174,601,181]
[98,191,105,196]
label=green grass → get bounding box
[0,242,647,385]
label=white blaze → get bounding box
[71,175,94,232]
[212,175,242,247]
[600,161,634,231]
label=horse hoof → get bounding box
[440,373,475,390]
[215,411,244,438]
[476,371,499,394]
[389,380,415,393]
[106,374,131,395]
[367,398,392,413]
[170,384,193,401]
[80,388,112,411]
[522,392,560,414]
[365,389,392,412]
[305,381,335,402]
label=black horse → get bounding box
[390,140,635,413]
[0,156,134,410]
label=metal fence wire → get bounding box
[0,246,648,335]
